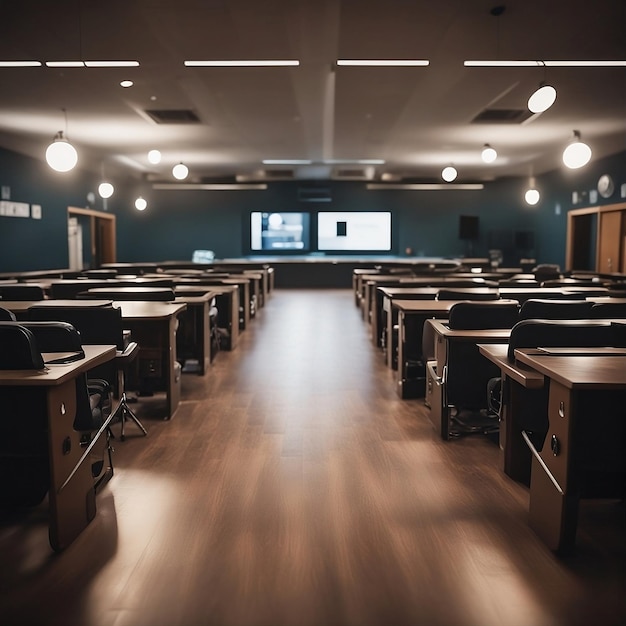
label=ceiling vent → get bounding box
[144,109,201,124]
[264,169,295,180]
[332,167,371,180]
[471,108,534,124]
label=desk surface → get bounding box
[478,343,545,388]
[514,349,626,389]
[428,319,512,340]
[112,300,187,319]
[0,344,116,385]
[394,298,518,313]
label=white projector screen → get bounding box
[317,211,392,251]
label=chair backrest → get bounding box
[0,284,45,300]
[437,288,500,301]
[79,287,176,301]
[590,301,626,319]
[518,298,595,320]
[18,321,85,362]
[27,305,125,349]
[0,322,45,369]
[506,319,620,360]
[447,301,520,330]
[0,306,17,321]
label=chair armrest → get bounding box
[426,360,443,386]
[116,341,139,364]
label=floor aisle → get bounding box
[1,289,625,626]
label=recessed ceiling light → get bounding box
[46,61,85,67]
[262,159,312,165]
[84,60,140,67]
[120,79,134,88]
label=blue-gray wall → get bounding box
[1,144,625,273]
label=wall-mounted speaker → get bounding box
[459,215,479,240]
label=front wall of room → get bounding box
[1,145,625,273]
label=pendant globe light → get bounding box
[172,162,189,180]
[562,130,592,169]
[46,131,78,172]
[524,177,540,205]
[135,196,147,211]
[45,109,78,172]
[527,82,557,113]
[441,165,458,182]
[481,144,497,163]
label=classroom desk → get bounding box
[174,292,217,375]
[478,343,545,484]
[0,344,116,551]
[0,299,114,319]
[112,301,187,420]
[510,348,626,553]
[394,300,460,398]
[174,284,240,349]
[425,320,513,439]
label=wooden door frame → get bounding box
[67,206,116,267]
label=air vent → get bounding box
[298,187,331,202]
[264,169,295,180]
[144,109,201,124]
[471,108,534,124]
[332,168,370,180]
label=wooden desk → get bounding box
[512,349,626,553]
[0,345,116,551]
[0,299,114,319]
[425,320,512,439]
[174,284,240,349]
[394,300,459,398]
[113,301,187,420]
[174,292,216,374]
[478,344,545,484]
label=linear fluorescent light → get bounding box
[46,61,86,67]
[0,60,42,67]
[367,183,484,190]
[325,159,386,165]
[184,60,299,67]
[262,159,313,165]
[337,59,429,67]
[152,183,268,190]
[83,60,140,67]
[464,60,626,67]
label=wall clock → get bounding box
[597,174,614,198]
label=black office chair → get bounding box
[428,301,520,439]
[590,301,626,318]
[0,284,45,300]
[78,287,176,301]
[436,288,500,301]
[518,298,595,320]
[0,306,17,320]
[27,305,146,441]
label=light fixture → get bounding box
[336,59,429,67]
[481,144,497,163]
[172,162,189,180]
[464,60,626,67]
[441,166,458,182]
[528,81,557,113]
[562,130,592,169]
[45,131,78,172]
[98,182,114,199]
[184,60,299,67]
[135,196,147,211]
[120,79,134,88]
[524,177,540,205]
[148,149,162,164]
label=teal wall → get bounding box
[1,145,625,273]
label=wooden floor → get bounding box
[1,289,625,626]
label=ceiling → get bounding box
[0,0,625,187]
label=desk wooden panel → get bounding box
[512,349,626,553]
[174,292,216,375]
[114,301,187,420]
[0,345,116,551]
[478,343,545,484]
